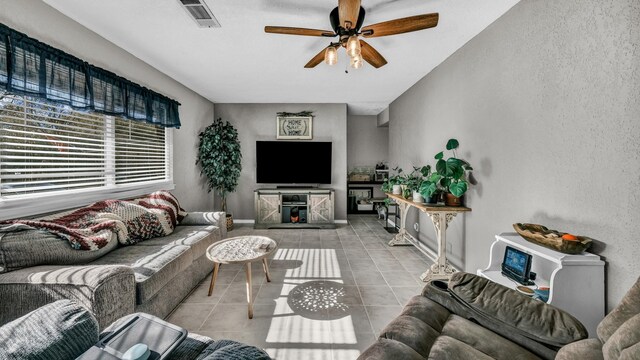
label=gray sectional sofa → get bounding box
[0,211,227,329]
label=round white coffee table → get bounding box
[206,236,277,319]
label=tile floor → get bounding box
[167,215,433,360]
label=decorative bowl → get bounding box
[512,223,592,255]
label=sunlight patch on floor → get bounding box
[265,348,333,360]
[266,248,360,347]
[272,248,342,279]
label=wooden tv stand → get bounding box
[254,188,335,229]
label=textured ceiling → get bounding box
[43,0,519,115]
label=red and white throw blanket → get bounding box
[0,191,187,251]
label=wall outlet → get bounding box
[413,222,420,232]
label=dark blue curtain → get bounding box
[0,23,181,128]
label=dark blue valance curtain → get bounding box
[0,23,181,128]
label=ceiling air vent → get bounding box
[179,0,221,28]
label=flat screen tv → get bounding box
[256,141,332,184]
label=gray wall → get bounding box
[388,0,640,310]
[0,0,215,212]
[214,104,348,221]
[347,115,389,171]
[377,108,389,127]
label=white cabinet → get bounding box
[478,233,605,336]
[254,188,335,229]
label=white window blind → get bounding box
[115,118,167,185]
[0,93,171,201]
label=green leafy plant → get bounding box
[425,138,473,198]
[406,166,432,192]
[196,118,242,213]
[381,167,406,193]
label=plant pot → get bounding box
[392,185,402,195]
[225,213,234,231]
[426,194,440,204]
[412,191,424,203]
[445,193,462,207]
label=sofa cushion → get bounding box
[447,272,587,347]
[136,225,218,259]
[197,339,271,360]
[598,276,640,343]
[376,296,450,358]
[90,244,192,304]
[602,313,640,359]
[441,315,542,360]
[429,336,495,360]
[0,299,98,360]
[0,228,118,273]
[180,212,227,239]
[556,339,604,360]
[358,338,424,360]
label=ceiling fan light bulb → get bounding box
[346,36,361,57]
[325,46,338,66]
[350,54,364,69]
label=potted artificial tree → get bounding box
[421,139,473,206]
[197,118,242,231]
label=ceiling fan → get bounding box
[264,0,439,69]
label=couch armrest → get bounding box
[180,211,227,239]
[423,273,587,359]
[0,299,99,359]
[0,265,136,330]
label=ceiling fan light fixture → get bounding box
[346,35,361,57]
[325,46,338,66]
[350,53,364,69]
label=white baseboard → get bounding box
[233,219,255,224]
[335,219,348,224]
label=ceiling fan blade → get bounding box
[305,45,333,68]
[338,0,361,29]
[359,40,387,68]
[361,13,439,38]
[265,26,335,37]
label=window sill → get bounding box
[0,180,175,220]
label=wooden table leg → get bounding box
[262,258,271,282]
[245,262,253,319]
[208,262,220,296]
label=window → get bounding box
[0,93,173,214]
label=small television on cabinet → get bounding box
[256,141,332,184]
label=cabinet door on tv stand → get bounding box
[257,194,281,224]
[309,194,333,224]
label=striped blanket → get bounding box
[0,191,186,250]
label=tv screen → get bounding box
[256,141,332,184]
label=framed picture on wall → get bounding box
[277,116,313,140]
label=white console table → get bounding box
[478,233,605,336]
[385,193,471,282]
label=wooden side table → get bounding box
[205,236,277,319]
[385,193,471,282]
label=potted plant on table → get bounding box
[197,118,242,231]
[422,139,473,206]
[406,166,432,203]
[381,167,405,195]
